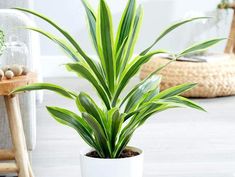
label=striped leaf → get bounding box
[66,63,111,109]
[96,0,115,93]
[115,36,129,78]
[119,5,143,73]
[120,59,173,108]
[113,50,166,105]
[14,7,109,89]
[152,83,197,100]
[81,0,98,53]
[115,0,136,56]
[13,8,87,57]
[27,27,109,95]
[111,111,124,152]
[179,38,226,56]
[162,96,206,112]
[26,27,80,62]
[82,112,110,157]
[12,83,76,99]
[140,17,210,55]
[124,75,161,113]
[46,106,97,149]
[78,92,108,137]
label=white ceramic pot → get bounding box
[80,146,144,177]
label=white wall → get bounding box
[33,0,232,76]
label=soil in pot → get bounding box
[86,149,140,159]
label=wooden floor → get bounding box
[32,77,235,177]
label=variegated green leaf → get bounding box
[13,8,86,56]
[124,75,161,113]
[78,92,109,137]
[26,27,80,62]
[66,63,111,109]
[96,0,115,93]
[162,96,206,112]
[12,83,76,99]
[152,83,197,100]
[140,17,210,55]
[115,0,136,53]
[179,38,226,56]
[82,112,110,157]
[111,111,124,153]
[46,106,97,149]
[119,5,143,73]
[81,0,98,53]
[113,50,166,105]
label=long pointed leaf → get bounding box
[81,0,98,53]
[12,83,76,99]
[152,83,197,100]
[66,63,111,109]
[113,50,166,106]
[78,92,108,137]
[140,17,210,55]
[121,59,173,107]
[13,7,88,58]
[26,27,80,62]
[115,36,129,77]
[163,96,206,112]
[15,7,108,87]
[114,129,134,157]
[96,0,115,93]
[26,27,108,93]
[115,0,136,53]
[179,38,226,56]
[111,111,124,152]
[120,5,143,73]
[82,112,110,157]
[124,75,161,113]
[46,106,96,149]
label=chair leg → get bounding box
[4,95,31,177]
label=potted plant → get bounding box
[13,0,223,177]
[0,29,5,79]
[0,29,5,57]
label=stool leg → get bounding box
[4,95,30,177]
[15,98,34,177]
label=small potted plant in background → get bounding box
[0,29,5,80]
[0,29,4,55]
[13,0,223,177]
[0,30,30,80]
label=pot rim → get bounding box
[80,146,143,161]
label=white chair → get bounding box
[0,9,41,160]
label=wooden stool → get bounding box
[0,72,37,177]
[218,2,235,53]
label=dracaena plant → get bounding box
[13,0,223,158]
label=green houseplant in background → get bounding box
[13,0,223,177]
[0,29,5,80]
[0,29,5,56]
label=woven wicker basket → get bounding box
[140,54,235,98]
[140,2,235,98]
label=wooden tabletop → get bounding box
[0,72,37,96]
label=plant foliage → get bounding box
[13,0,223,158]
[0,29,5,56]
